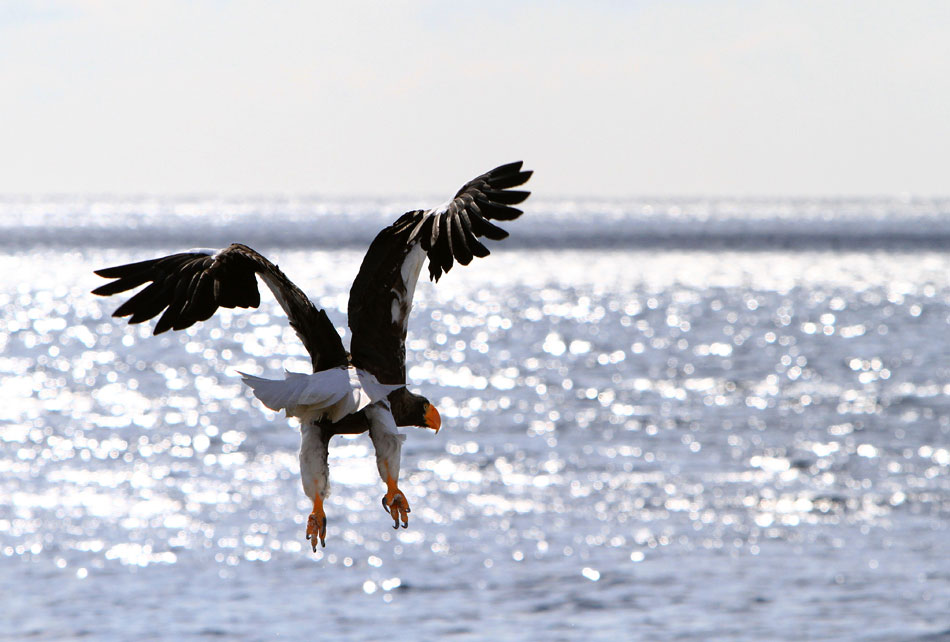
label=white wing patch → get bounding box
[185,247,220,256]
[240,366,402,423]
[391,243,427,325]
[429,200,452,216]
[258,272,296,323]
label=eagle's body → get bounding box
[93,162,532,549]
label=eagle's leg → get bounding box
[367,405,410,529]
[306,494,327,550]
[300,421,330,550]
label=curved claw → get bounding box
[381,489,410,530]
[306,511,327,551]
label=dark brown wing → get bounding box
[347,161,532,383]
[93,243,348,372]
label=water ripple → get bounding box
[1,243,949,639]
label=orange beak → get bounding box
[425,404,442,434]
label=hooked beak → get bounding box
[425,404,442,434]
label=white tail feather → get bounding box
[240,366,402,424]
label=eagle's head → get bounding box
[388,387,441,433]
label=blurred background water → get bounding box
[1,197,949,641]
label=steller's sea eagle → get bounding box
[92,162,532,549]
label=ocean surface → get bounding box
[1,196,949,641]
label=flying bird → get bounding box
[92,162,532,549]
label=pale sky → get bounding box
[1,1,948,197]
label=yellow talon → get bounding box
[382,476,410,529]
[305,493,327,550]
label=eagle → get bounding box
[92,161,532,550]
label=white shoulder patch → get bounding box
[356,369,404,402]
[185,247,220,257]
[430,200,452,216]
[391,244,427,324]
[257,272,292,319]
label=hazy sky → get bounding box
[1,1,948,197]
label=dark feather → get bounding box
[349,162,532,383]
[457,211,490,258]
[418,215,435,252]
[487,170,533,191]
[474,196,522,221]
[177,269,212,327]
[450,210,474,266]
[91,273,152,296]
[124,279,176,324]
[483,189,530,205]
[93,258,161,280]
[468,211,509,241]
[94,244,347,372]
[155,273,193,334]
[438,213,455,275]
[428,210,441,250]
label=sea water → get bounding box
[1,197,948,640]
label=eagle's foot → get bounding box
[306,509,327,551]
[381,485,410,529]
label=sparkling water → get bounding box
[1,197,949,640]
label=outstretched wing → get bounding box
[93,243,348,372]
[348,161,532,383]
